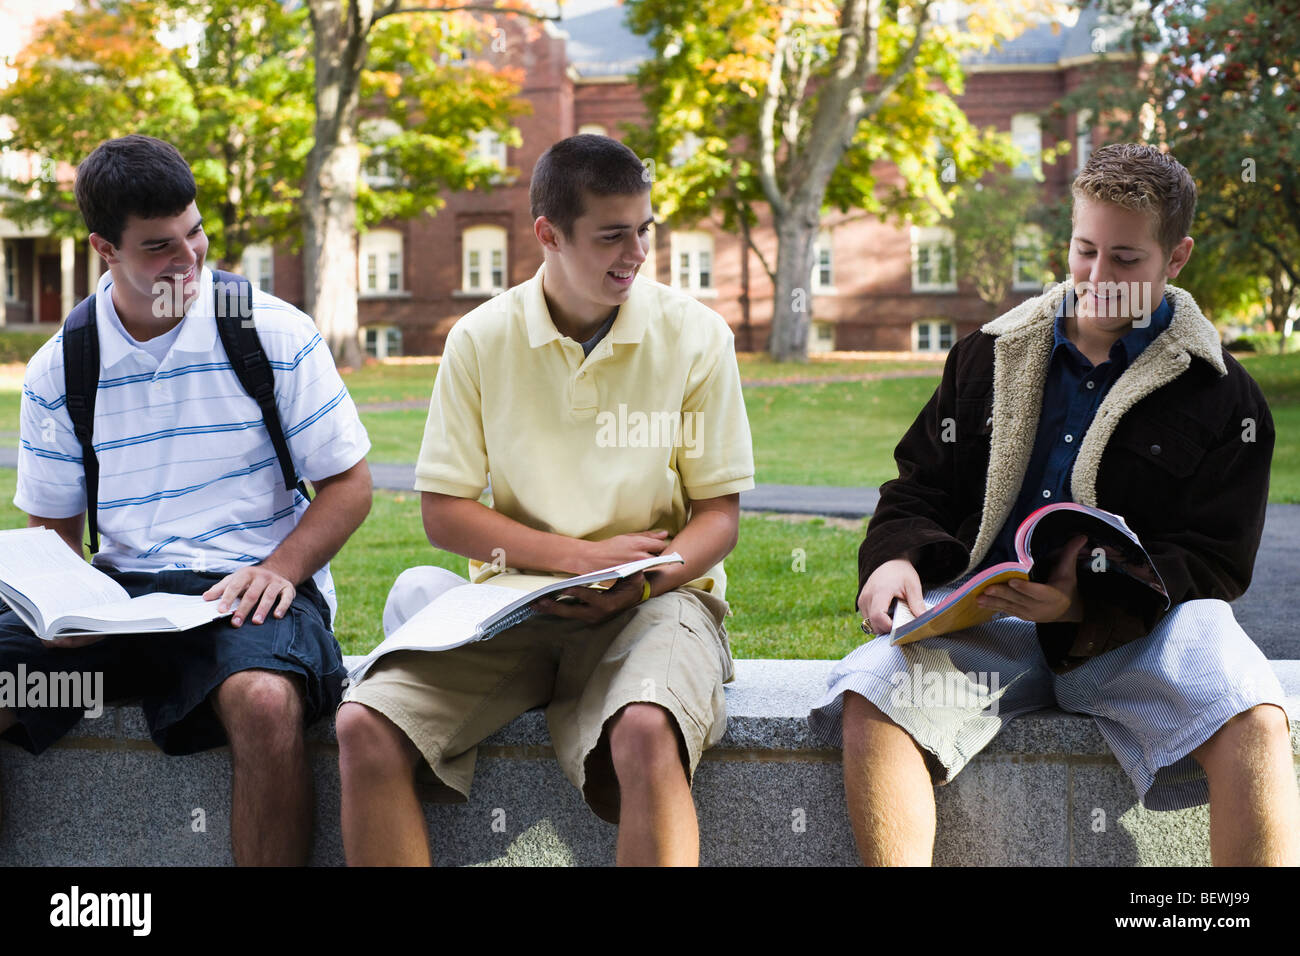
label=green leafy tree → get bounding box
[1,0,533,366]
[301,0,543,367]
[624,0,1064,361]
[949,173,1050,318]
[0,0,312,269]
[1061,0,1298,339]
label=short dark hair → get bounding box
[529,134,651,239]
[74,135,196,246]
[1071,143,1197,254]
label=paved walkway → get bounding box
[1,447,1294,658]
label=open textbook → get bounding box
[347,552,685,684]
[0,527,231,639]
[888,503,1169,646]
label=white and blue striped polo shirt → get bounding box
[14,267,371,618]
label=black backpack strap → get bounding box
[211,270,310,500]
[61,294,101,554]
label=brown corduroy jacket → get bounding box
[858,281,1274,667]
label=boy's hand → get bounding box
[575,531,670,574]
[860,559,926,635]
[203,564,296,628]
[977,536,1087,623]
[535,571,648,625]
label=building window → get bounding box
[1012,113,1042,179]
[462,225,507,294]
[809,320,835,354]
[914,320,955,352]
[241,244,274,294]
[670,231,714,294]
[361,118,403,189]
[469,128,507,181]
[361,325,403,359]
[810,231,835,293]
[1075,109,1093,172]
[911,227,956,292]
[3,241,16,301]
[578,123,608,137]
[359,229,404,295]
[1013,228,1048,291]
[670,132,702,168]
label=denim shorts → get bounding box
[0,568,344,756]
[809,579,1289,811]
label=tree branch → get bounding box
[758,6,794,218]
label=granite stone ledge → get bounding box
[49,658,1300,759]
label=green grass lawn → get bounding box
[0,469,864,658]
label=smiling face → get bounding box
[90,201,208,336]
[535,189,652,338]
[1068,196,1193,337]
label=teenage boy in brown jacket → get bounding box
[811,143,1298,865]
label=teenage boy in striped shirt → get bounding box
[0,135,372,865]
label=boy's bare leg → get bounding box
[1192,703,1300,866]
[336,702,431,866]
[608,703,699,866]
[211,669,312,866]
[842,691,936,866]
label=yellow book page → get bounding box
[890,568,1030,645]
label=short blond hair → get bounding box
[1071,143,1196,254]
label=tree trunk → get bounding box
[304,0,368,370]
[768,206,818,362]
[739,214,752,352]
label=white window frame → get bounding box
[810,230,836,294]
[913,320,956,353]
[462,225,508,294]
[1075,109,1093,172]
[1011,113,1042,180]
[469,128,508,182]
[361,118,403,189]
[577,123,608,137]
[360,324,403,360]
[808,320,835,354]
[359,229,404,296]
[240,243,274,294]
[911,226,956,292]
[670,230,715,296]
[1013,227,1047,292]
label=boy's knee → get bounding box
[336,702,421,774]
[1194,703,1291,769]
[608,703,684,781]
[214,670,304,742]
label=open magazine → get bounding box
[0,527,231,639]
[888,503,1168,645]
[346,552,686,684]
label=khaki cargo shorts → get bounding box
[341,581,733,824]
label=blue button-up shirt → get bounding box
[978,291,1173,570]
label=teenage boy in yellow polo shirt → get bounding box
[336,134,755,865]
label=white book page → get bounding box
[0,528,129,627]
[886,598,919,639]
[52,592,229,635]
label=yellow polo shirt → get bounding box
[414,263,755,599]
